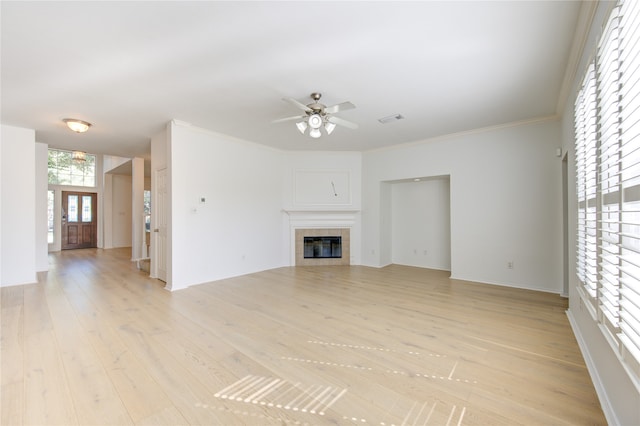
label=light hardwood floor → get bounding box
[1,248,605,425]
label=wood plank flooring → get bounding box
[1,248,605,425]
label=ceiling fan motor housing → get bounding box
[307,92,325,114]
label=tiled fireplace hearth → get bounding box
[295,228,350,266]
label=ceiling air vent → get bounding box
[378,114,404,124]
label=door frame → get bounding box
[152,167,168,282]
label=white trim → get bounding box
[577,284,598,321]
[556,0,599,114]
[364,115,559,153]
[293,169,352,207]
[448,275,562,295]
[170,119,282,154]
[567,309,619,426]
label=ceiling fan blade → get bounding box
[324,101,355,114]
[327,115,358,129]
[272,115,306,124]
[283,97,312,112]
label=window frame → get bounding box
[48,148,97,187]
[574,0,640,386]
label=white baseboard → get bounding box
[566,309,618,426]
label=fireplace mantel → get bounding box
[283,209,359,222]
[282,209,360,214]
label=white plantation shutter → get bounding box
[575,0,640,372]
[597,5,621,335]
[618,0,640,359]
[575,64,599,307]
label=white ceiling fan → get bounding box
[273,92,358,138]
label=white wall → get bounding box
[35,143,49,272]
[104,155,131,172]
[131,157,145,260]
[391,177,451,270]
[111,174,132,248]
[562,2,639,425]
[102,173,114,249]
[0,126,2,284]
[362,118,563,293]
[102,155,143,255]
[1,125,36,286]
[168,122,285,290]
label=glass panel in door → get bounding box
[48,190,55,244]
[82,195,92,222]
[68,195,78,222]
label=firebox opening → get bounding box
[304,236,342,259]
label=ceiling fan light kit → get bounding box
[309,128,322,138]
[308,114,323,129]
[295,121,308,133]
[275,92,358,139]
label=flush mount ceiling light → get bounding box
[72,150,86,162]
[63,118,92,133]
[273,92,358,139]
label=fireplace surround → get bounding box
[284,209,357,266]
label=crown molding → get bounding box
[555,0,599,115]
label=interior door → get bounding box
[155,168,167,282]
[61,191,97,249]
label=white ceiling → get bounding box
[1,1,585,159]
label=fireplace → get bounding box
[304,236,342,259]
[295,228,350,266]
[285,209,356,266]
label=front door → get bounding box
[61,191,97,249]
